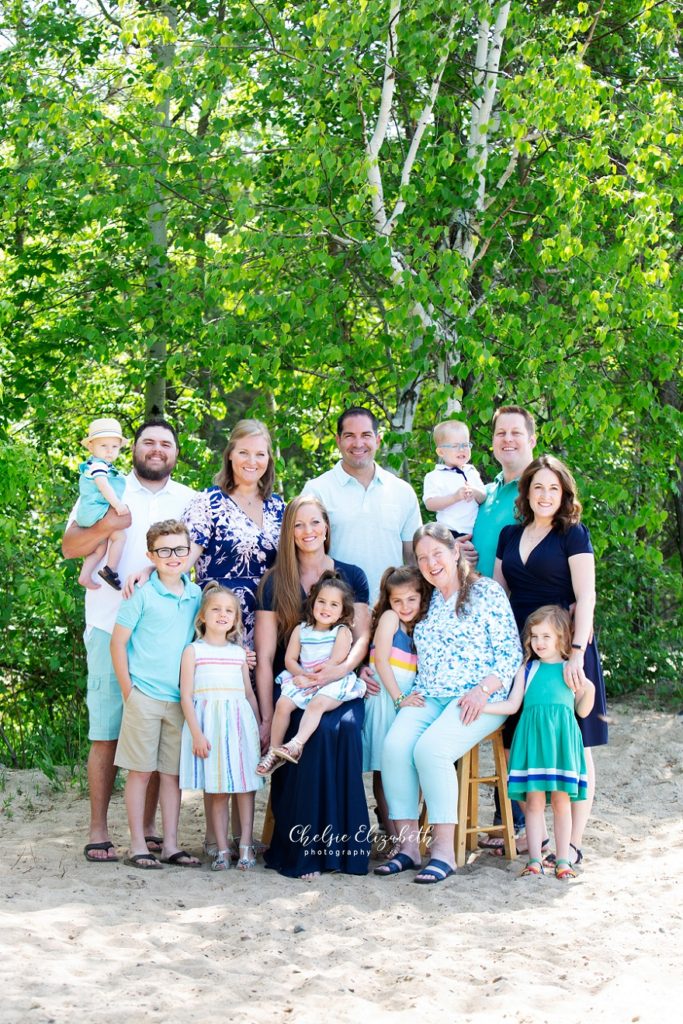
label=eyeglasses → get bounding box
[439,442,472,451]
[152,545,190,558]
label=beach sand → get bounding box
[1,704,681,1024]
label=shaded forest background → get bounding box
[1,0,681,773]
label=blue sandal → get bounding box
[414,858,455,885]
[374,853,421,876]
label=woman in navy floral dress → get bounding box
[183,419,284,650]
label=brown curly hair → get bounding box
[304,570,355,630]
[515,454,582,532]
[371,565,431,636]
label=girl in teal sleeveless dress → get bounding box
[484,605,595,880]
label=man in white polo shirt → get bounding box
[62,418,195,862]
[303,406,422,604]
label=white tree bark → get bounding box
[361,1,512,446]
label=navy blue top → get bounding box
[496,522,607,747]
[497,523,593,632]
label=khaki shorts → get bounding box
[114,687,183,775]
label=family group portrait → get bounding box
[1,1,681,1023]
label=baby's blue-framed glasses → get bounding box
[439,442,472,450]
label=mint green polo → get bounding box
[471,472,520,578]
[115,571,201,701]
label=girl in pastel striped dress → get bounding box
[362,566,431,852]
[179,582,263,872]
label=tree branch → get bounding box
[366,0,401,231]
[381,15,457,237]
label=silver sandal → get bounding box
[211,849,231,872]
[237,844,256,871]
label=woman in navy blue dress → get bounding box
[255,495,372,878]
[183,419,285,650]
[494,454,607,865]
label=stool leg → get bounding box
[492,732,516,862]
[261,791,275,846]
[467,744,480,852]
[455,749,471,867]
[418,801,431,857]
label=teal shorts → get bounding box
[84,626,123,741]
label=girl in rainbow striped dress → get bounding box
[362,566,431,851]
[179,582,263,872]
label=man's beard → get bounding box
[133,453,175,482]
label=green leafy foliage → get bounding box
[0,1,681,765]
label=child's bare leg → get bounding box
[105,529,126,573]
[235,792,255,848]
[523,792,547,862]
[269,696,297,749]
[551,791,572,863]
[292,695,342,745]
[124,769,154,856]
[206,793,229,854]
[79,541,107,589]
[158,773,181,854]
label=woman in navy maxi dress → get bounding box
[494,454,607,863]
[255,495,372,878]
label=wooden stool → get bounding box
[419,726,517,867]
[261,792,275,846]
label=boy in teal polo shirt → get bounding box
[111,519,201,869]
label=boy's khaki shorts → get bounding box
[114,687,183,775]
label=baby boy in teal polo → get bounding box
[111,519,201,870]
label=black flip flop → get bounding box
[160,850,201,867]
[84,841,119,863]
[124,853,163,870]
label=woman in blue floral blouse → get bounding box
[377,523,522,885]
[183,419,285,652]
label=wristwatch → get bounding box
[480,683,491,696]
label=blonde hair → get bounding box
[522,605,572,662]
[214,419,275,499]
[195,581,243,644]
[433,420,469,446]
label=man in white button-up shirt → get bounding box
[304,406,422,605]
[62,418,196,863]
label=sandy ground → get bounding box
[1,703,681,1024]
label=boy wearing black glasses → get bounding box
[422,420,486,539]
[110,519,201,869]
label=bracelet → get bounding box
[393,695,404,711]
[571,643,584,651]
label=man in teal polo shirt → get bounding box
[463,405,536,839]
[466,405,537,576]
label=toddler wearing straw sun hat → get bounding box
[76,417,130,591]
